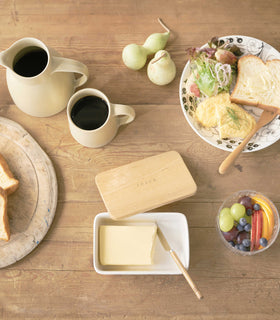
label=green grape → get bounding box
[230,203,246,221]
[219,210,234,232]
[245,214,251,224]
[219,207,231,218]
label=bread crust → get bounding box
[0,187,10,241]
[0,153,19,195]
[230,55,280,113]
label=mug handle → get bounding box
[52,56,89,88]
[112,104,136,126]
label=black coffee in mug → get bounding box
[70,96,109,130]
[13,46,48,77]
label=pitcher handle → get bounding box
[112,104,136,126]
[52,56,89,88]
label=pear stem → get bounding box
[157,18,170,33]
[151,52,167,64]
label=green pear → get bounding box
[122,44,149,70]
[122,18,171,70]
[142,31,170,55]
[147,50,176,86]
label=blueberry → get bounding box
[238,244,247,251]
[259,237,268,247]
[246,208,253,216]
[228,240,235,247]
[253,203,261,211]
[244,223,251,232]
[237,224,244,231]
[242,239,251,247]
[239,217,247,226]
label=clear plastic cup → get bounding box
[217,190,280,256]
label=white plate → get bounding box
[179,35,280,152]
[93,212,189,275]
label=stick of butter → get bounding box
[99,224,157,265]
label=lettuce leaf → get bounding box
[194,58,217,97]
[193,55,233,97]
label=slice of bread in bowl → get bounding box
[231,55,280,113]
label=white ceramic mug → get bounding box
[67,88,135,148]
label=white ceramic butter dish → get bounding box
[93,212,189,275]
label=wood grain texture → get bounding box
[0,0,280,319]
[95,151,197,219]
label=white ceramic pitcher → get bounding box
[0,37,89,117]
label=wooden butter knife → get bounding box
[157,226,203,300]
[219,109,278,175]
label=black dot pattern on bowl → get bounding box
[180,38,280,153]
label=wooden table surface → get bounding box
[1,0,280,319]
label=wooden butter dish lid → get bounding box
[95,151,197,220]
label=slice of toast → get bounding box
[0,154,19,195]
[230,55,280,111]
[0,187,10,241]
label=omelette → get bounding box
[195,93,256,139]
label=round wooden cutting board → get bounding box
[0,117,57,268]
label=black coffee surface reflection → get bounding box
[71,96,109,130]
[13,46,48,77]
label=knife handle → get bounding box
[170,250,203,300]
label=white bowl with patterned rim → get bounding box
[179,35,280,152]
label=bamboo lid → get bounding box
[95,151,197,220]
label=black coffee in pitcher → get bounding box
[70,96,109,130]
[13,46,48,77]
